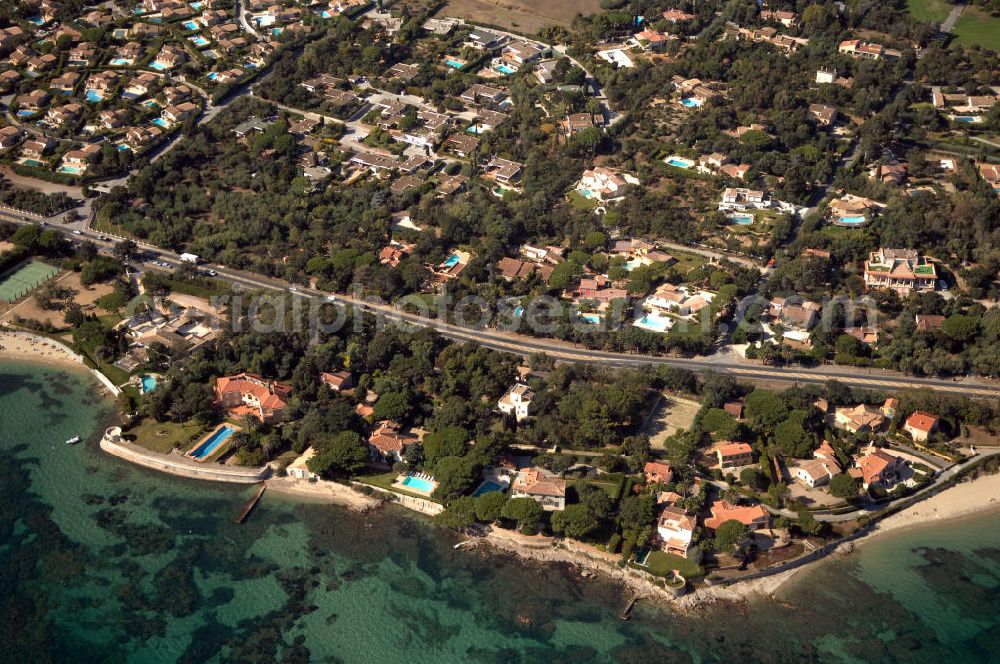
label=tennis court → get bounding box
[0,261,60,303]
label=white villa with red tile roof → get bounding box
[714,441,755,471]
[367,420,419,463]
[214,372,292,423]
[657,505,696,557]
[644,460,673,485]
[851,448,907,490]
[904,411,939,442]
[320,370,355,392]
[704,500,770,530]
[511,467,565,510]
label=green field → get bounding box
[128,418,208,454]
[0,260,59,302]
[634,549,704,578]
[906,0,953,22]
[951,7,1000,51]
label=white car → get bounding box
[72,230,82,235]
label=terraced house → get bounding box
[864,248,937,296]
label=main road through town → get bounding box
[15,218,1000,399]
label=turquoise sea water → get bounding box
[3,360,1000,662]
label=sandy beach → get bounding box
[861,470,1000,541]
[265,476,381,513]
[0,330,85,368]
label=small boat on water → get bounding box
[65,436,81,445]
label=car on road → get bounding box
[72,230,82,235]
[207,269,218,276]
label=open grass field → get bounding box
[906,0,953,22]
[634,549,704,578]
[128,418,208,454]
[437,0,604,34]
[951,7,1000,51]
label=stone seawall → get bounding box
[100,435,269,484]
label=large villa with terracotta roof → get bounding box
[214,372,292,423]
[863,248,936,296]
[511,467,566,511]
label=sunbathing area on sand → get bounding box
[864,471,1000,540]
[265,476,381,513]
[0,330,84,368]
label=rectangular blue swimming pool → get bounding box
[472,481,504,497]
[190,425,235,460]
[401,476,435,492]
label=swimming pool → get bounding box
[271,27,284,36]
[109,58,132,66]
[191,36,210,47]
[116,144,131,152]
[472,481,504,497]
[16,110,36,117]
[728,213,754,226]
[401,476,436,493]
[836,215,866,226]
[189,425,236,460]
[953,116,979,123]
[152,117,170,127]
[189,1,203,8]
[666,157,692,168]
[316,9,332,18]
[27,16,45,25]
[444,59,465,68]
[442,254,460,268]
[513,305,524,317]
[149,61,169,71]
[20,159,43,168]
[634,313,672,332]
[143,100,159,108]
[577,187,595,198]
[207,72,219,80]
[623,258,644,271]
[85,89,103,102]
[58,165,83,175]
[495,64,516,75]
[140,375,157,393]
[580,313,601,324]
[467,125,485,134]
[182,20,199,30]
[680,97,702,107]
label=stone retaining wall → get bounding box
[100,435,269,484]
[354,482,444,515]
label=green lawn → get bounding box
[567,190,599,211]
[906,0,953,22]
[667,250,707,276]
[577,477,625,501]
[127,418,208,454]
[952,7,1000,50]
[635,549,704,578]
